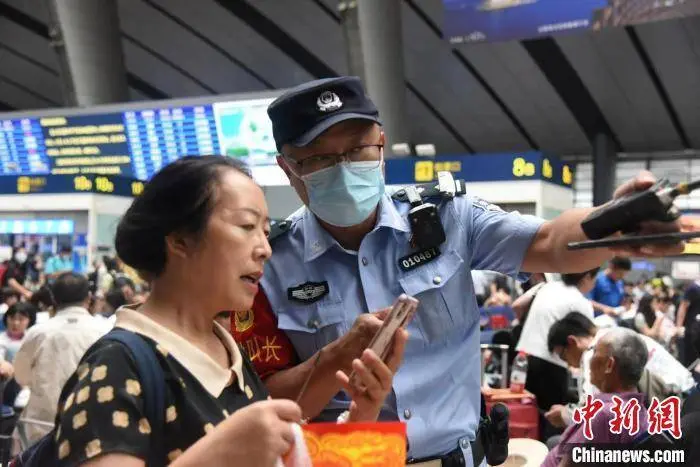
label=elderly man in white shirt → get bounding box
[14,272,110,443]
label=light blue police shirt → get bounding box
[260,191,545,464]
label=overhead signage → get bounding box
[0,174,143,197]
[384,152,574,187]
[444,0,700,45]
[0,97,278,182]
[0,219,74,234]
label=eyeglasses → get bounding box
[283,144,383,176]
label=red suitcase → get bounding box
[483,388,540,440]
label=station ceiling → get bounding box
[0,0,698,157]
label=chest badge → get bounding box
[288,281,329,303]
[234,309,254,333]
[398,247,441,272]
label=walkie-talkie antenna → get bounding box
[671,179,700,197]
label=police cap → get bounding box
[267,76,381,151]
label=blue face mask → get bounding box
[302,162,385,227]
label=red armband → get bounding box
[230,289,298,379]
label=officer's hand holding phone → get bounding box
[331,296,415,422]
[335,327,408,422]
[330,308,391,375]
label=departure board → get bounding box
[0,119,50,175]
[124,106,219,180]
[0,95,277,182]
[41,113,130,176]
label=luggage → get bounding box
[481,344,539,440]
[483,388,540,440]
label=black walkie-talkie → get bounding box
[581,179,679,240]
[568,178,700,250]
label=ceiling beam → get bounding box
[0,73,59,106]
[406,81,474,153]
[0,0,170,101]
[522,37,623,152]
[221,0,473,152]
[0,100,16,111]
[311,0,340,23]
[405,0,539,151]
[215,0,337,79]
[141,0,274,90]
[0,42,57,75]
[626,26,690,149]
[122,34,217,94]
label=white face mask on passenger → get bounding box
[14,252,27,264]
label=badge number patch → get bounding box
[288,281,329,304]
[399,247,441,272]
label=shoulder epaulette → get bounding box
[268,220,292,242]
[392,172,466,203]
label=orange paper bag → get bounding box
[301,422,407,467]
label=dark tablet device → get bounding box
[567,231,700,250]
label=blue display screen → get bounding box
[124,106,220,180]
[444,0,700,44]
[0,97,277,181]
[0,219,74,234]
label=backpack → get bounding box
[11,329,166,466]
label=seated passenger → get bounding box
[29,285,56,323]
[49,156,406,466]
[545,313,694,433]
[0,302,36,363]
[483,276,513,308]
[14,273,110,442]
[543,328,650,467]
[0,287,21,325]
[635,294,679,348]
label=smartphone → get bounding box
[348,294,418,387]
[367,294,418,360]
[567,231,700,250]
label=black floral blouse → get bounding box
[53,308,268,466]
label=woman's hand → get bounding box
[335,328,408,422]
[171,399,302,467]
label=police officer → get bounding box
[241,76,682,467]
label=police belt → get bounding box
[407,429,485,467]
